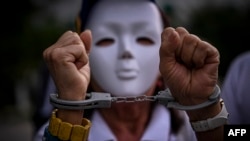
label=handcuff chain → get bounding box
[112,95,157,103]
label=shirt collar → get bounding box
[88,104,171,141]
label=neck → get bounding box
[100,101,153,141]
[99,85,156,141]
[90,78,158,141]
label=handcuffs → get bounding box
[50,85,221,111]
[49,84,229,132]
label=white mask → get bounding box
[86,0,163,97]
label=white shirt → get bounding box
[89,104,171,141]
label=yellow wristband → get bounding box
[48,109,91,141]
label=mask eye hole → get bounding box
[96,38,114,47]
[137,37,154,45]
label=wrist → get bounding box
[58,92,85,101]
[189,99,229,132]
[57,87,87,101]
[186,100,221,121]
[49,109,91,141]
[57,109,84,125]
[178,85,220,106]
[53,91,86,124]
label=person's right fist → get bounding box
[43,30,92,101]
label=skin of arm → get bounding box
[43,30,92,124]
[159,27,223,141]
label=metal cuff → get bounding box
[156,85,221,110]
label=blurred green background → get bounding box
[0,0,249,141]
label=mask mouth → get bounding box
[116,69,139,80]
[115,59,140,80]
